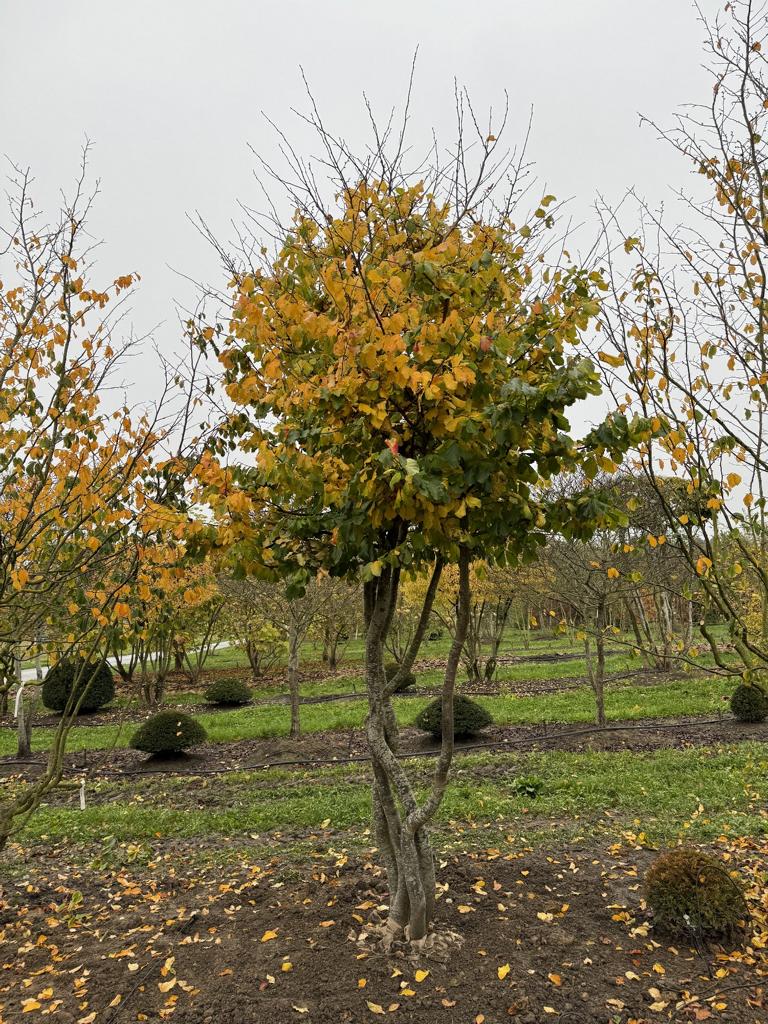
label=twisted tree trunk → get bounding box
[365,549,469,944]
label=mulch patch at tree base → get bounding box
[0,838,765,1023]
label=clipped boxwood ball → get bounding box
[130,711,207,755]
[205,677,252,706]
[42,658,115,713]
[415,694,493,740]
[730,683,768,723]
[385,662,416,693]
[645,847,747,940]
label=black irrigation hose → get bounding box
[107,714,732,778]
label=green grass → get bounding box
[20,743,768,847]
[5,673,737,757]
[112,652,629,707]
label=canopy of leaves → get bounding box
[199,179,650,588]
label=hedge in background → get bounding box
[42,659,115,713]
[205,677,252,706]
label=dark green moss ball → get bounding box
[205,677,252,706]
[730,684,768,723]
[415,694,493,739]
[41,659,115,713]
[130,711,207,755]
[645,847,747,940]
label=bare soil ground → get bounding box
[1,838,765,1024]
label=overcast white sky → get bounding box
[1,0,719,410]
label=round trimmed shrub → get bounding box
[205,677,252,706]
[130,711,207,755]
[42,659,115,713]
[645,847,747,940]
[385,662,416,693]
[415,694,493,740]
[730,684,768,723]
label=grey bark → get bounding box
[366,550,469,943]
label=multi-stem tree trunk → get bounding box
[16,698,33,758]
[245,638,263,679]
[365,550,469,944]
[460,600,486,683]
[1,651,106,852]
[322,624,345,670]
[137,635,172,706]
[624,592,676,673]
[483,598,512,681]
[14,652,35,758]
[0,646,14,716]
[287,622,301,738]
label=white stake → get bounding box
[13,680,25,719]
[79,778,86,810]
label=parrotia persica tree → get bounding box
[598,0,768,690]
[0,154,199,850]
[197,97,651,947]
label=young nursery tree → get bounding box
[315,576,360,670]
[433,562,515,683]
[197,94,651,946]
[219,577,285,680]
[599,0,768,694]
[0,155,200,850]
